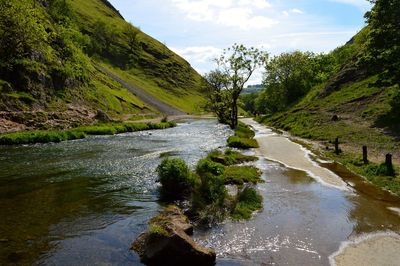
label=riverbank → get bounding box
[330,232,400,266]
[0,121,176,145]
[251,116,400,196]
[241,118,347,190]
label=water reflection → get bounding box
[0,120,232,265]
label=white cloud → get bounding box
[171,46,222,64]
[171,0,276,29]
[291,8,304,14]
[329,0,371,8]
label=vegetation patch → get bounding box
[0,130,86,145]
[231,186,263,220]
[157,158,196,199]
[0,122,176,145]
[207,149,257,165]
[158,149,263,224]
[227,122,259,149]
[222,166,262,185]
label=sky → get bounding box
[108,0,371,84]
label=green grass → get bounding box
[261,75,400,195]
[222,166,262,185]
[207,149,258,166]
[227,136,259,149]
[327,152,400,195]
[231,187,263,220]
[227,122,259,149]
[0,130,86,145]
[0,122,176,145]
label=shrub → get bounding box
[196,159,225,176]
[157,158,195,199]
[231,186,263,220]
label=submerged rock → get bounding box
[132,205,216,266]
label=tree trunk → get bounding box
[230,99,238,129]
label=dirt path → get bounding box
[95,65,186,116]
[241,118,348,189]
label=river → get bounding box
[0,119,399,265]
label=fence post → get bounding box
[385,154,393,168]
[335,137,339,154]
[363,146,368,164]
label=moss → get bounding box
[148,224,169,237]
[222,166,262,185]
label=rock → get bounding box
[95,109,111,122]
[132,205,215,266]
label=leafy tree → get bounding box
[204,44,267,128]
[0,0,48,80]
[257,51,318,114]
[365,0,400,85]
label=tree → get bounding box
[204,44,267,129]
[365,0,400,85]
[258,51,318,114]
[0,0,48,79]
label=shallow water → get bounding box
[194,121,400,266]
[0,120,231,265]
[1,119,399,266]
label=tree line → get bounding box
[205,0,399,129]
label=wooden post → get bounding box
[363,146,368,164]
[385,154,393,168]
[335,137,339,154]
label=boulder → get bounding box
[132,205,216,266]
[95,109,111,122]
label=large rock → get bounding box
[132,205,216,266]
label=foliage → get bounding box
[231,186,263,220]
[196,159,225,176]
[364,0,400,86]
[157,158,196,199]
[0,122,176,145]
[257,51,327,114]
[207,149,257,166]
[0,0,48,82]
[204,44,268,128]
[0,130,86,145]
[227,136,259,149]
[222,166,262,185]
[227,122,258,149]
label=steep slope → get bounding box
[0,0,206,132]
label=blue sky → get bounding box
[108,0,371,84]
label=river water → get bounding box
[0,119,399,265]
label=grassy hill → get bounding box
[0,0,206,132]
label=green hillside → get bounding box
[247,0,400,194]
[0,0,206,132]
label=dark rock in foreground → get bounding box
[132,205,215,266]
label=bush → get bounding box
[157,158,196,199]
[222,165,262,185]
[231,186,263,220]
[196,159,225,176]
